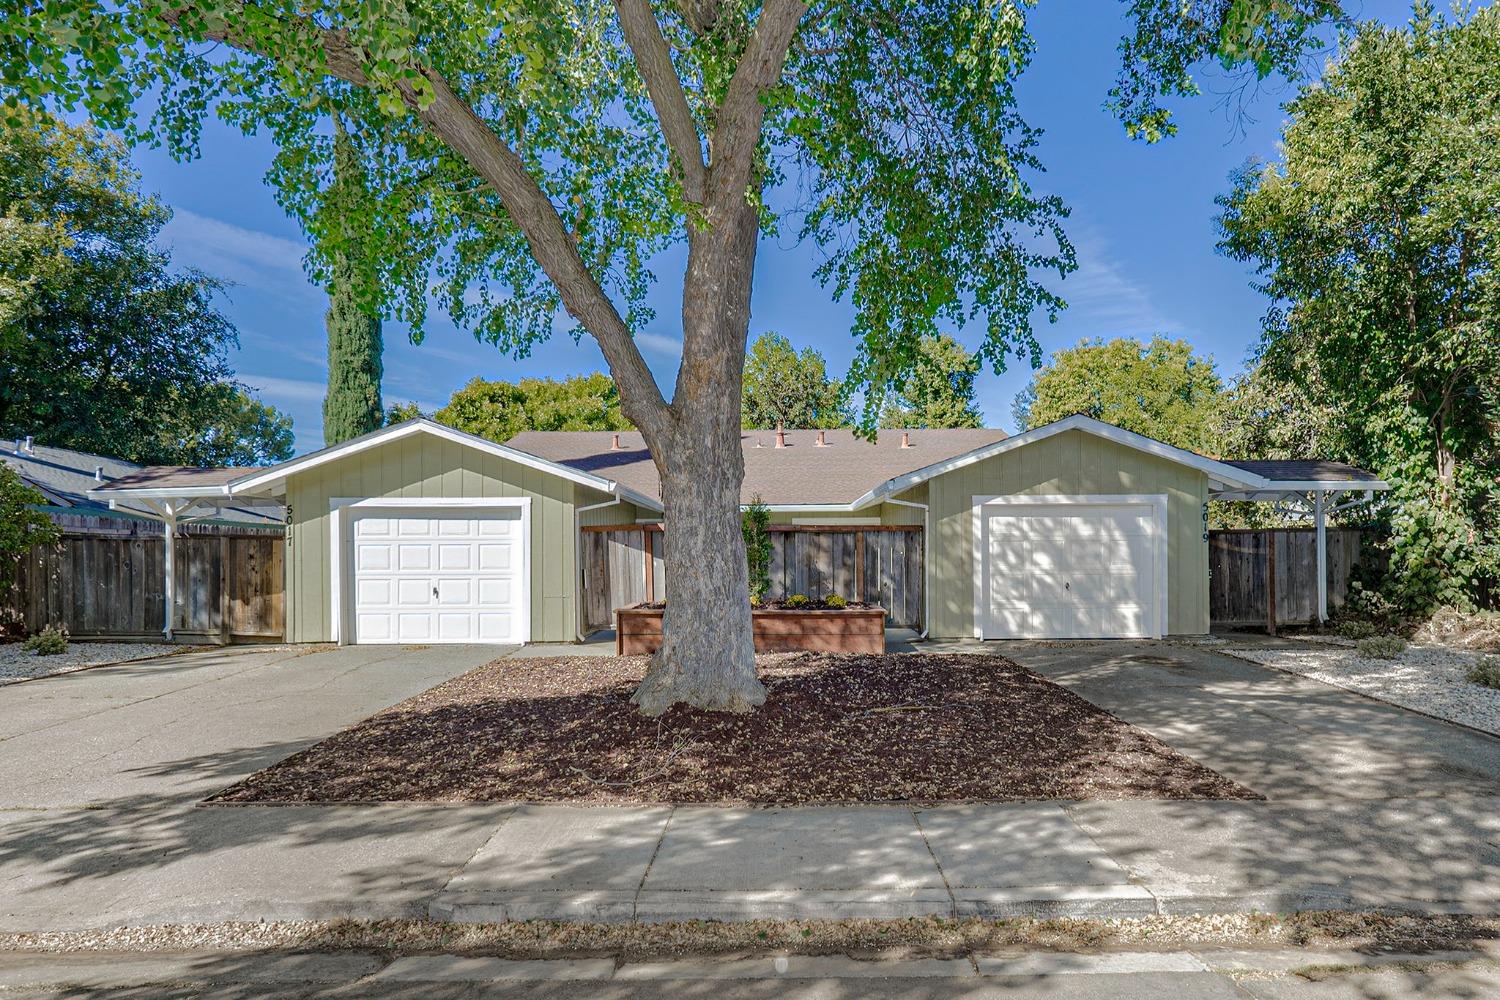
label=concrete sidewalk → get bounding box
[3,945,1500,998]
[4,639,1500,932]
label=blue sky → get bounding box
[130,1,1415,454]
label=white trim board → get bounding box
[855,415,1274,510]
[328,496,533,645]
[970,493,1170,640]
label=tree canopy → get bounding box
[0,0,1351,709]
[0,108,295,466]
[321,117,384,447]
[1013,335,1224,451]
[880,334,984,429]
[1217,2,1500,609]
[741,332,849,429]
[436,372,631,443]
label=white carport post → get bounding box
[138,498,182,640]
[1314,490,1327,624]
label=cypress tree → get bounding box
[322,118,384,445]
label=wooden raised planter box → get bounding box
[615,604,886,656]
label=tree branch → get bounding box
[614,0,707,203]
[165,4,671,435]
[706,0,808,211]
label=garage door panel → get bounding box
[398,545,432,570]
[982,502,1159,640]
[477,578,512,604]
[350,508,527,644]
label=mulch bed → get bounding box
[208,653,1259,805]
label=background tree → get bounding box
[1013,335,1224,451]
[384,401,427,425]
[1218,3,1500,611]
[880,334,985,429]
[3,0,1345,711]
[436,373,631,443]
[741,332,850,429]
[0,109,294,465]
[0,464,59,630]
[320,118,384,446]
[183,387,297,466]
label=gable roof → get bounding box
[507,427,1010,507]
[87,414,1388,512]
[89,419,663,511]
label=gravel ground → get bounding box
[2,912,1495,958]
[1222,641,1500,735]
[0,641,184,684]
[209,652,1257,805]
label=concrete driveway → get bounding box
[3,638,1500,933]
[0,643,517,930]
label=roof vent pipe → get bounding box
[901,432,913,449]
[22,436,33,454]
[94,465,105,482]
[610,433,623,451]
[774,423,786,449]
[815,430,828,447]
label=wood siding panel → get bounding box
[284,435,583,643]
[925,429,1210,637]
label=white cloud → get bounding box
[239,373,328,403]
[635,332,683,357]
[1056,225,1176,334]
[160,209,314,298]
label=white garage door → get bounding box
[350,508,526,644]
[979,501,1161,639]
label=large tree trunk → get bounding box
[630,198,765,716]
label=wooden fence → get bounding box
[4,525,285,642]
[1208,528,1379,631]
[581,524,924,633]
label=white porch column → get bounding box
[162,502,178,640]
[1314,490,1327,623]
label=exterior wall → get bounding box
[284,434,588,643]
[765,490,928,526]
[578,498,648,527]
[925,430,1209,638]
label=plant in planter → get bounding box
[742,497,771,605]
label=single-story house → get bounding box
[89,415,1386,644]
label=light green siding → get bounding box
[284,434,591,643]
[924,429,1209,637]
[578,498,648,527]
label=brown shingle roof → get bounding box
[100,466,265,490]
[506,428,1008,507]
[1220,460,1382,483]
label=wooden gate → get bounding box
[4,526,285,642]
[580,524,924,632]
[1208,528,1378,631]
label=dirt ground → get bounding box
[210,652,1256,804]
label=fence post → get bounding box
[1266,530,1277,636]
[219,534,231,644]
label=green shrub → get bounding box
[1334,619,1378,640]
[741,496,771,604]
[1355,634,1406,659]
[1467,656,1500,690]
[824,593,848,609]
[784,594,810,609]
[22,624,68,656]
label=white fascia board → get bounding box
[852,414,1273,509]
[759,503,866,513]
[224,419,635,500]
[87,485,234,500]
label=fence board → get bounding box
[1209,527,1378,629]
[4,527,285,642]
[581,525,925,631]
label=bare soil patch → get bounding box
[208,652,1257,804]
